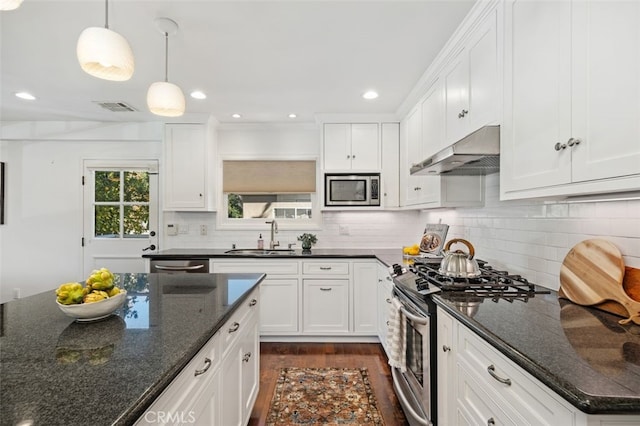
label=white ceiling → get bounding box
[0,0,475,124]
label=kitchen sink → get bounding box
[224,249,296,256]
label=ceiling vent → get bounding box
[94,101,137,112]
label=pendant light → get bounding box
[0,0,23,11]
[147,18,185,117]
[76,0,134,81]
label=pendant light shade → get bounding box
[147,81,185,117]
[77,27,134,81]
[147,18,185,117]
[76,0,134,81]
[0,0,23,11]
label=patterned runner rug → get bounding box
[265,367,385,425]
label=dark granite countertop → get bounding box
[0,272,265,426]
[143,247,399,264]
[433,290,640,414]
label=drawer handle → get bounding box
[228,322,240,333]
[249,299,257,307]
[194,357,212,377]
[319,266,332,270]
[320,287,332,291]
[487,418,495,426]
[487,365,511,386]
[386,298,392,304]
[243,352,252,362]
[442,345,451,352]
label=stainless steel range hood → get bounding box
[410,125,500,176]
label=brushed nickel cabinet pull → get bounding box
[487,364,511,386]
[228,322,240,333]
[319,266,332,270]
[320,287,332,291]
[243,352,252,362]
[249,299,257,307]
[194,357,212,376]
[442,345,451,352]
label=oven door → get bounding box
[391,289,434,426]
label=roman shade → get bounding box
[223,160,316,193]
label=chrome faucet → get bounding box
[266,220,279,249]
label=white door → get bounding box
[82,160,159,276]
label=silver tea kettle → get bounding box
[438,238,481,278]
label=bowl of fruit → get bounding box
[56,268,126,322]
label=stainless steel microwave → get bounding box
[324,173,380,207]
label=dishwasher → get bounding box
[149,259,210,273]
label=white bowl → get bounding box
[56,290,127,322]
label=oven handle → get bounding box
[399,305,429,325]
[391,368,432,426]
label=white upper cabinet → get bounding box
[444,6,500,148]
[323,123,380,171]
[501,0,640,199]
[163,123,216,211]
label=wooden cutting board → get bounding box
[559,239,640,324]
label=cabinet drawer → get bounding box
[221,289,259,357]
[212,261,298,275]
[137,331,221,425]
[457,325,573,425]
[302,261,349,275]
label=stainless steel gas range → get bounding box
[389,258,550,426]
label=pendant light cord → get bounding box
[164,32,169,82]
[104,0,109,29]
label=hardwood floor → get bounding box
[248,342,409,426]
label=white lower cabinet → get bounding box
[302,279,349,334]
[352,261,379,333]
[437,306,640,426]
[136,288,259,426]
[214,258,381,339]
[377,264,394,356]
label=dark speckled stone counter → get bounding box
[433,290,640,414]
[143,247,399,263]
[0,272,265,426]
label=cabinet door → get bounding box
[164,124,208,210]
[571,1,640,183]
[323,123,351,170]
[377,266,393,355]
[240,316,260,426]
[501,0,573,193]
[436,309,455,426]
[381,122,400,208]
[353,262,378,333]
[260,278,299,333]
[467,6,499,134]
[302,280,349,333]
[418,81,446,205]
[403,105,430,206]
[189,368,221,426]
[221,343,243,426]
[350,123,380,170]
[444,50,470,145]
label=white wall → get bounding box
[420,173,640,291]
[0,122,162,302]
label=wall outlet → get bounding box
[178,224,189,234]
[167,224,178,236]
[339,225,350,235]
[200,224,207,236]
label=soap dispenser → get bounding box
[258,234,264,250]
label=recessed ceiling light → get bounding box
[15,92,36,101]
[231,113,242,119]
[362,90,379,100]
[288,113,297,119]
[190,90,206,100]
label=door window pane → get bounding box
[124,205,149,237]
[124,171,149,202]
[95,171,120,202]
[95,205,120,237]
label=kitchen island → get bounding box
[0,272,265,426]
